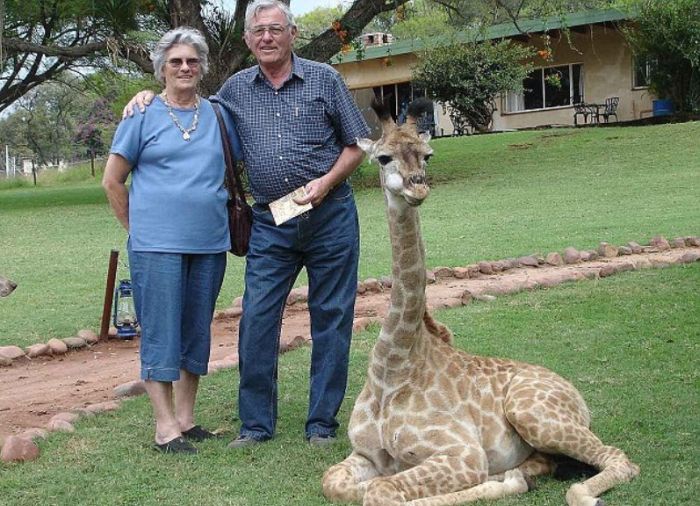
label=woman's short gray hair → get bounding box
[150,27,209,83]
[245,0,296,31]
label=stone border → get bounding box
[1,234,698,462]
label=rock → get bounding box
[47,338,68,355]
[217,306,243,319]
[517,255,539,268]
[453,267,470,279]
[426,270,436,284]
[627,241,643,254]
[107,326,118,339]
[671,237,686,248]
[231,296,243,308]
[650,235,671,251]
[113,379,146,398]
[84,401,121,414]
[478,261,494,275]
[586,250,599,261]
[579,250,593,262]
[77,329,99,344]
[680,252,700,263]
[1,436,40,463]
[363,278,383,292]
[0,356,11,367]
[286,287,308,305]
[545,252,564,266]
[379,276,393,288]
[597,242,618,258]
[685,236,700,247]
[599,265,616,278]
[473,294,497,302]
[461,290,473,305]
[356,282,367,295]
[563,247,581,264]
[618,246,632,256]
[0,345,26,360]
[47,419,75,433]
[25,343,51,358]
[280,334,308,353]
[466,265,481,278]
[62,337,87,349]
[353,317,381,333]
[50,412,79,424]
[432,267,454,279]
[19,428,48,442]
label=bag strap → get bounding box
[211,102,246,199]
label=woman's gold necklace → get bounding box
[162,92,200,141]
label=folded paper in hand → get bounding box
[269,187,313,225]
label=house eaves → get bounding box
[332,8,634,64]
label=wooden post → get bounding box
[99,249,119,341]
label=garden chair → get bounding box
[599,96,619,123]
[573,102,594,126]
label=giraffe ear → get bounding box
[356,137,374,155]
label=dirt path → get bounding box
[1,246,697,441]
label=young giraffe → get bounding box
[322,98,639,506]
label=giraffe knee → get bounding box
[323,464,364,503]
[364,478,403,506]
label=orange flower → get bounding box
[332,20,341,31]
[538,49,551,59]
[341,44,352,53]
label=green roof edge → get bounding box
[331,8,634,64]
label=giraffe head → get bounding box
[357,98,433,207]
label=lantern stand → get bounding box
[113,278,138,340]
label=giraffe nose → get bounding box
[408,174,426,185]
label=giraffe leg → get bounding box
[323,451,382,503]
[362,447,530,506]
[505,375,639,506]
[488,451,555,486]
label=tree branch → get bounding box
[297,0,412,62]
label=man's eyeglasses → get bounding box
[248,24,288,38]
[166,58,201,69]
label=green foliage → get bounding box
[413,38,533,131]
[295,5,345,44]
[623,0,700,112]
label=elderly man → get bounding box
[127,0,369,447]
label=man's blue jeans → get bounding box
[238,183,360,441]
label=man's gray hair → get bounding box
[245,0,296,31]
[150,27,209,83]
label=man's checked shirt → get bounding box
[216,55,370,204]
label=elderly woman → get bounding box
[103,27,242,454]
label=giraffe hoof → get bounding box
[522,474,537,492]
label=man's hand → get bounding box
[295,176,333,208]
[122,90,157,118]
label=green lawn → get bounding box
[1,121,698,349]
[0,264,697,505]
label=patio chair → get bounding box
[599,97,619,123]
[573,103,593,126]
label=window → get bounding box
[505,63,584,113]
[633,58,652,88]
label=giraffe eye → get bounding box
[377,155,393,165]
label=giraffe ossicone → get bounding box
[323,97,639,506]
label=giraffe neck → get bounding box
[380,200,427,351]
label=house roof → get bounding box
[332,8,633,64]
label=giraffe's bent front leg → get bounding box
[323,451,382,503]
[362,446,491,506]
